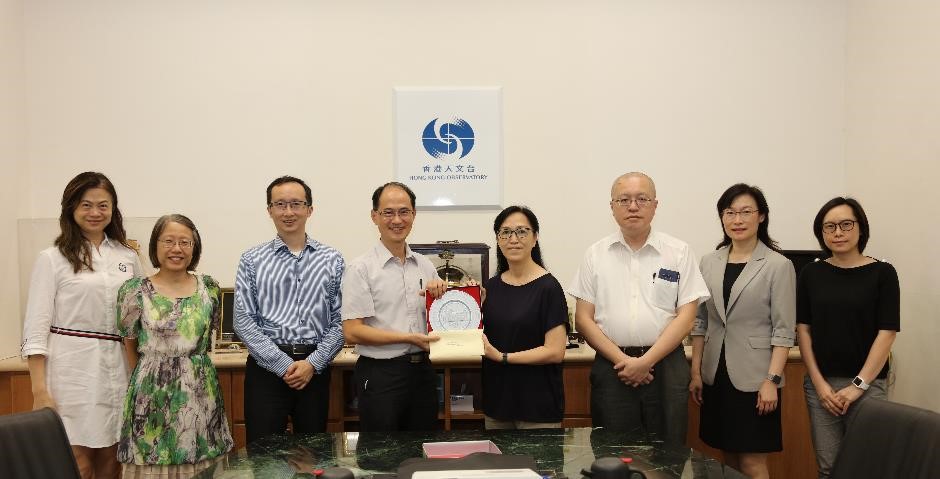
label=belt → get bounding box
[276,344,317,357]
[50,326,122,342]
[619,345,653,357]
[389,352,430,364]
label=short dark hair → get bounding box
[493,205,545,276]
[266,176,312,205]
[715,183,780,252]
[371,182,416,210]
[813,197,870,256]
[149,214,202,271]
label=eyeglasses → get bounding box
[269,201,309,211]
[158,239,194,250]
[722,209,758,220]
[377,208,414,220]
[822,220,857,234]
[611,197,654,209]
[497,227,532,241]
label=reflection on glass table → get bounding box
[194,428,745,479]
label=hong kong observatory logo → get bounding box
[421,117,475,160]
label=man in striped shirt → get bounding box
[234,176,345,444]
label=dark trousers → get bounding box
[590,346,690,444]
[355,355,439,431]
[244,355,332,445]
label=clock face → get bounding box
[428,289,482,331]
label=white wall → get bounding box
[12,2,848,349]
[20,0,845,280]
[1,0,26,359]
[845,0,940,412]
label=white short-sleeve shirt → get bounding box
[341,242,439,359]
[21,238,143,447]
[568,231,710,347]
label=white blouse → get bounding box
[22,237,143,448]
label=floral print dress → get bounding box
[117,275,233,466]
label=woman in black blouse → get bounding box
[797,197,900,478]
[480,206,569,429]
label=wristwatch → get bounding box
[502,352,508,365]
[766,373,782,385]
[852,375,870,391]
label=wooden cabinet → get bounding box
[324,363,593,432]
[215,369,247,450]
[561,365,593,427]
[0,372,33,416]
[1,352,816,477]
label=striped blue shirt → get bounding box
[234,235,344,376]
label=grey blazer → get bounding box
[691,241,796,391]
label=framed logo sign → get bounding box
[395,87,503,208]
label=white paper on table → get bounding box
[429,329,484,361]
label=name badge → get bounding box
[657,268,680,283]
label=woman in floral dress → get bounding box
[117,214,232,478]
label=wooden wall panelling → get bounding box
[0,374,11,415]
[563,364,591,416]
[327,367,344,431]
[11,373,33,413]
[217,370,232,426]
[231,370,245,423]
[228,370,246,451]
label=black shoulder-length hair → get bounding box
[715,183,781,252]
[493,205,544,276]
[812,197,870,256]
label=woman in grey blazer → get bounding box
[689,184,796,479]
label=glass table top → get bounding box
[196,428,745,479]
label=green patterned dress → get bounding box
[116,275,233,467]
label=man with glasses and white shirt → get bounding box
[342,182,447,431]
[569,172,709,444]
[234,175,345,444]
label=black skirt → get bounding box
[699,346,782,453]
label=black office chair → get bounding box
[831,397,940,479]
[0,407,81,479]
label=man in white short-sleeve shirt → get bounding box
[342,182,447,431]
[569,172,709,443]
